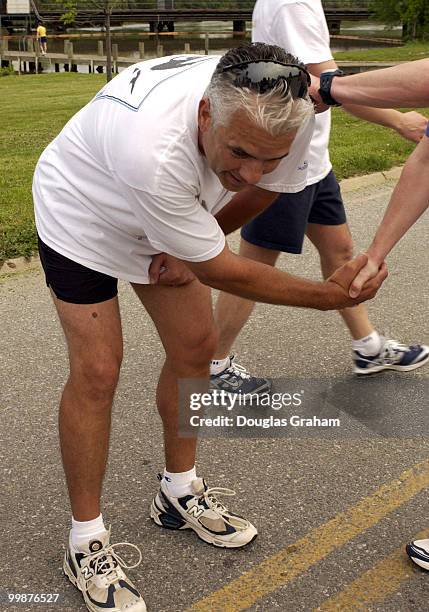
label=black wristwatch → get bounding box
[319,69,344,106]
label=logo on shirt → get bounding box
[151,56,206,71]
[129,68,141,94]
[298,161,308,171]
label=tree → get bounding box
[370,0,429,40]
[53,0,123,81]
[59,0,78,25]
[97,0,116,82]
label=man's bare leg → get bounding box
[54,292,147,609]
[132,279,257,547]
[213,224,373,363]
[305,223,374,339]
[213,239,280,360]
[53,294,123,521]
[212,225,428,379]
[132,280,217,472]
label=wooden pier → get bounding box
[0,43,402,75]
[0,35,213,73]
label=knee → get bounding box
[70,352,123,403]
[171,326,219,373]
[321,237,354,268]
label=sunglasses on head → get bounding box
[221,59,311,98]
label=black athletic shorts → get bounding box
[241,170,347,254]
[38,236,118,304]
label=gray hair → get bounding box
[205,43,314,136]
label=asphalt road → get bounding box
[1,179,429,612]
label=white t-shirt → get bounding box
[33,54,314,283]
[253,0,333,184]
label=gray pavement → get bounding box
[1,179,429,612]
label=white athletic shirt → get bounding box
[33,54,314,283]
[253,0,333,184]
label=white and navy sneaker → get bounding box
[210,355,271,396]
[150,476,257,548]
[406,538,429,570]
[353,338,429,376]
[63,530,146,612]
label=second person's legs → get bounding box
[212,171,429,376]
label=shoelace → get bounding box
[357,339,410,365]
[381,340,410,363]
[87,542,142,586]
[199,486,247,529]
[381,339,410,363]
[223,356,251,380]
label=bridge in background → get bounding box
[1,2,373,34]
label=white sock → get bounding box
[352,331,382,356]
[163,466,197,497]
[210,356,230,375]
[70,513,107,552]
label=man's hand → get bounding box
[324,254,388,309]
[395,111,428,143]
[149,253,196,286]
[347,254,384,299]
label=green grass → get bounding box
[0,71,428,260]
[330,107,429,180]
[0,73,104,261]
[334,40,429,62]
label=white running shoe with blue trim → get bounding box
[210,355,271,396]
[63,529,146,612]
[353,338,429,375]
[150,476,257,548]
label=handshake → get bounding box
[325,253,387,310]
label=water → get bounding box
[7,20,403,73]
[341,21,402,37]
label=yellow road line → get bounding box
[317,529,429,611]
[188,459,429,612]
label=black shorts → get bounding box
[38,236,118,304]
[241,170,347,254]
[40,36,47,43]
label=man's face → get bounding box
[198,97,298,192]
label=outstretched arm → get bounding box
[350,132,429,297]
[331,59,429,109]
[186,245,387,311]
[307,59,427,142]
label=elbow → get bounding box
[188,246,244,290]
[193,267,214,287]
[188,262,222,289]
[194,268,225,290]
[191,261,243,292]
